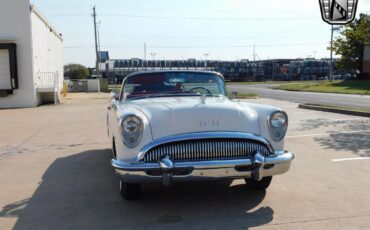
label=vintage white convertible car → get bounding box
[107,71,294,200]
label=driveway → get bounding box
[0,93,369,229]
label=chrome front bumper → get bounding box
[111,151,294,185]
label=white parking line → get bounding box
[286,111,319,115]
[286,130,370,138]
[332,157,370,162]
[289,118,369,124]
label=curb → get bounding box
[298,104,370,117]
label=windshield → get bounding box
[122,72,226,100]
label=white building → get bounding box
[0,0,63,108]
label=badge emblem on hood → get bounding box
[199,120,220,127]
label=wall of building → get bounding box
[30,6,63,105]
[0,0,36,108]
[65,79,101,92]
[87,79,100,92]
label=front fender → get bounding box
[112,102,154,162]
[237,102,285,151]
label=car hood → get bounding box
[127,96,260,140]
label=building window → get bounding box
[0,43,18,94]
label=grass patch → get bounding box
[109,84,121,93]
[226,81,316,85]
[275,80,370,95]
[309,103,370,113]
[227,93,258,99]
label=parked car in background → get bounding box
[333,74,350,80]
[107,71,294,200]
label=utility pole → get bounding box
[253,44,256,62]
[97,29,105,78]
[204,53,209,69]
[150,53,156,70]
[92,6,100,76]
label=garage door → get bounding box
[0,49,11,90]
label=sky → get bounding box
[31,0,370,67]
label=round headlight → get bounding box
[270,112,287,128]
[268,111,288,141]
[120,115,143,148]
[122,116,142,133]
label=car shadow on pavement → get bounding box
[1,149,274,230]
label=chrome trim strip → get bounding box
[112,151,294,183]
[112,151,294,171]
[137,132,275,161]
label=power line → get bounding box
[98,5,316,13]
[63,33,328,40]
[64,42,327,49]
[36,5,93,8]
[100,14,317,21]
[45,13,316,21]
[147,43,327,48]
[37,4,316,14]
[46,14,90,17]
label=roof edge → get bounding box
[30,5,63,42]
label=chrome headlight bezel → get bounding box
[119,115,144,148]
[268,110,288,142]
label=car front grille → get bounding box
[142,138,272,163]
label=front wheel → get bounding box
[120,181,141,200]
[245,176,272,190]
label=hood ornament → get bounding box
[200,94,206,104]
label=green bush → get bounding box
[99,79,109,92]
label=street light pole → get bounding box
[144,42,146,70]
[204,53,209,70]
[330,25,334,80]
[330,25,340,80]
[150,53,156,70]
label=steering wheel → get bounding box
[189,87,212,95]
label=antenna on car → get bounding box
[201,94,206,104]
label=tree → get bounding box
[64,64,89,79]
[332,14,370,75]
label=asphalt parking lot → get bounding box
[0,93,369,230]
